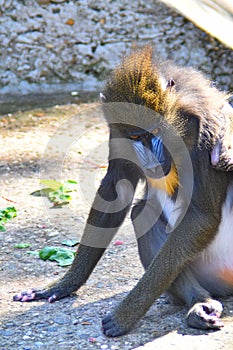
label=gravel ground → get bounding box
[1,103,233,350]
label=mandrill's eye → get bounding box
[129,134,142,141]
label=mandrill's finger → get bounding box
[102,313,128,337]
[13,289,36,301]
[13,289,57,302]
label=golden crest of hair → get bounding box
[102,45,178,121]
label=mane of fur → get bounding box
[103,46,178,118]
[160,61,230,146]
[102,45,230,146]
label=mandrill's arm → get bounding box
[13,160,140,302]
[102,207,221,337]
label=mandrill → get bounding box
[14,46,233,337]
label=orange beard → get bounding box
[147,163,179,197]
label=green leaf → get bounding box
[61,239,79,247]
[49,250,75,266]
[32,179,78,207]
[31,188,53,197]
[0,207,17,231]
[14,243,31,249]
[1,207,17,218]
[40,180,63,190]
[64,180,78,191]
[59,194,71,201]
[65,180,78,184]
[5,209,17,219]
[6,206,17,213]
[39,246,75,266]
[39,246,59,260]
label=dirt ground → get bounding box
[1,103,233,350]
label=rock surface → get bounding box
[0,0,232,112]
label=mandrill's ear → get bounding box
[211,137,233,171]
[100,93,107,103]
[211,104,233,171]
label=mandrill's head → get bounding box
[100,45,229,196]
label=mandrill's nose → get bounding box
[145,162,171,179]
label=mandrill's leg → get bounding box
[168,270,224,330]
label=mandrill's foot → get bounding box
[13,286,70,303]
[102,312,131,337]
[186,300,224,330]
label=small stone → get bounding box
[96,282,104,288]
[79,333,89,339]
[23,335,31,340]
[1,329,15,336]
[47,326,58,332]
[36,323,45,328]
[53,316,70,325]
[47,230,60,237]
[58,338,65,343]
[35,341,44,347]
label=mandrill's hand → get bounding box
[13,284,74,303]
[102,312,132,337]
[13,245,106,304]
[14,288,57,303]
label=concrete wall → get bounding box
[0,0,232,111]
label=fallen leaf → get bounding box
[33,112,46,117]
[114,240,124,246]
[88,337,96,343]
[14,243,31,249]
[99,18,106,24]
[66,18,75,25]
